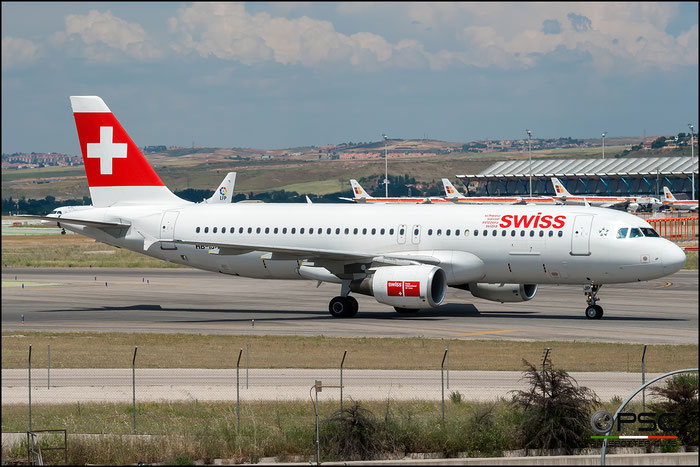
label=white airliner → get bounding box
[442,179,525,205]
[662,187,698,212]
[551,177,630,209]
[33,96,686,321]
[344,179,443,204]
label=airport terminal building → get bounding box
[457,156,698,198]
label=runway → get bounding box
[1,268,698,345]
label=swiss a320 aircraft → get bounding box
[35,96,687,320]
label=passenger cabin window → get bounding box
[473,230,478,237]
[557,231,563,237]
[196,227,201,233]
[204,227,209,233]
[222,227,226,233]
[256,227,261,234]
[428,229,433,236]
[380,228,385,235]
[239,227,244,234]
[548,231,554,237]
[274,227,278,234]
[213,227,217,233]
[389,228,395,235]
[617,228,628,239]
[629,228,643,238]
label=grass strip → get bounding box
[0,399,655,465]
[2,331,696,372]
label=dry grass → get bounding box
[2,331,696,372]
[1,235,184,268]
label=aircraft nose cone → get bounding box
[663,244,686,273]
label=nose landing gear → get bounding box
[584,284,603,319]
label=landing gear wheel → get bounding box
[584,284,604,320]
[394,307,419,314]
[346,296,359,317]
[585,305,604,320]
[329,296,355,318]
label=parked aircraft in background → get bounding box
[29,96,686,321]
[441,179,525,205]
[551,178,630,210]
[203,172,236,204]
[343,179,445,204]
[662,187,698,212]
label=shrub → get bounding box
[511,359,600,454]
[320,402,385,461]
[650,373,698,447]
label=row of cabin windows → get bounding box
[195,226,398,235]
[194,226,564,238]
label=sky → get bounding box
[2,2,698,154]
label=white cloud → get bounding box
[64,10,162,62]
[1,36,40,69]
[168,2,440,70]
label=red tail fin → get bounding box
[70,96,182,207]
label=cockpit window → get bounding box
[616,228,628,239]
[641,228,660,238]
[629,228,643,238]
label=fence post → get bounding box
[28,344,32,432]
[441,348,447,422]
[47,344,50,390]
[340,350,347,414]
[236,348,242,433]
[132,346,138,434]
[314,380,322,466]
[246,344,249,390]
[446,344,449,390]
[542,347,551,398]
[641,344,647,412]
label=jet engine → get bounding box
[351,265,447,308]
[467,283,538,303]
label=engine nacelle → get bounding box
[351,265,447,309]
[467,283,538,303]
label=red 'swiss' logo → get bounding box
[387,281,404,296]
[498,213,566,229]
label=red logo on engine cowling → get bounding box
[498,214,566,229]
[403,281,420,296]
[387,281,404,296]
[388,281,421,297]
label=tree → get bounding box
[651,137,667,149]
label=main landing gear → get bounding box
[329,296,358,318]
[584,284,604,320]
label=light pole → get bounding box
[526,129,532,197]
[602,131,607,159]
[689,124,695,201]
[382,134,389,197]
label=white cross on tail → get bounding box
[87,126,127,175]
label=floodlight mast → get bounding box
[690,124,695,201]
[382,134,389,197]
[526,129,532,197]
[602,131,607,159]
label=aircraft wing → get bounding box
[599,200,629,209]
[171,238,438,269]
[17,215,131,229]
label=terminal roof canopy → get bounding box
[457,157,698,180]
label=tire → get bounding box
[346,296,359,317]
[329,296,354,318]
[394,307,419,314]
[585,305,603,320]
